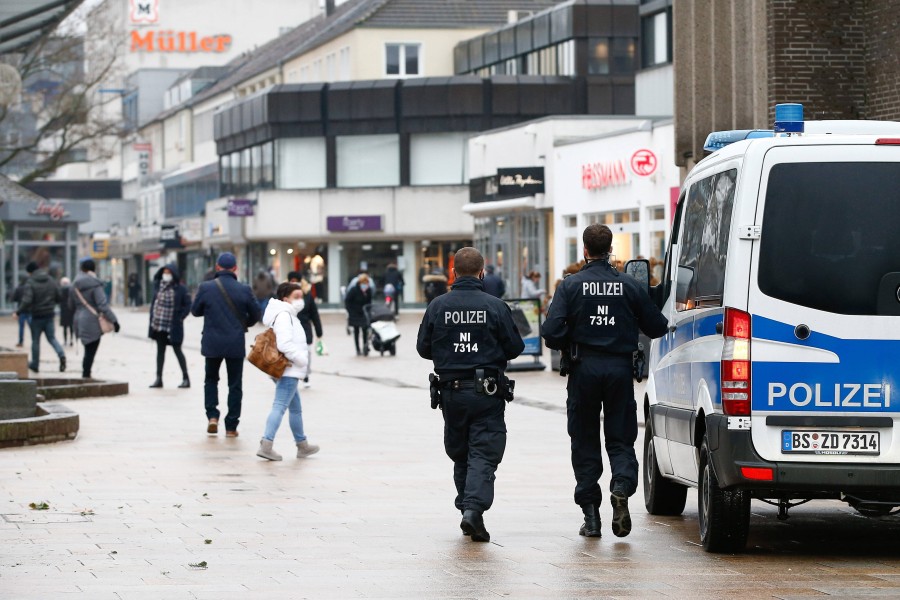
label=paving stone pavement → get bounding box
[3,308,900,599]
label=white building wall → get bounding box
[635,65,674,116]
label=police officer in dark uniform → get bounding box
[541,224,668,538]
[417,247,525,542]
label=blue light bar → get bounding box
[703,129,775,153]
[774,103,804,133]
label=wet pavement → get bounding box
[2,307,900,599]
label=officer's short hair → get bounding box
[276,281,302,300]
[454,247,484,276]
[583,224,613,257]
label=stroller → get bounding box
[364,303,401,356]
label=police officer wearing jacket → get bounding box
[541,224,668,538]
[416,247,525,542]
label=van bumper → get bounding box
[707,414,900,495]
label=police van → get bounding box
[635,104,900,553]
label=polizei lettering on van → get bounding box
[768,382,892,409]
[444,310,487,325]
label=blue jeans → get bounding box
[17,312,31,345]
[29,314,65,368]
[204,356,244,431]
[263,376,306,442]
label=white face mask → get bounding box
[161,273,173,283]
[291,299,305,313]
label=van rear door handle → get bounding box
[668,325,677,333]
[715,322,723,334]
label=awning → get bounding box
[0,0,84,55]
[461,196,535,216]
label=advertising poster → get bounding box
[505,298,543,356]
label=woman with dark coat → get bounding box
[70,259,119,379]
[58,277,75,346]
[344,273,372,356]
[148,264,192,388]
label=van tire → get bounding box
[698,436,750,553]
[643,414,688,515]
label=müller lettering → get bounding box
[444,310,487,325]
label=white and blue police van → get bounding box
[632,104,900,553]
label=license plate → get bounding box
[781,430,880,455]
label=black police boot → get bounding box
[460,509,490,542]
[610,481,632,538]
[579,504,602,537]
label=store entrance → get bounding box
[341,241,404,299]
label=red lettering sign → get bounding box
[630,149,658,177]
[30,200,69,221]
[130,30,233,53]
[581,160,628,191]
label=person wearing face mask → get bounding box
[344,273,373,356]
[148,264,192,388]
[256,282,320,461]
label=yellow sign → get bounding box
[91,239,109,260]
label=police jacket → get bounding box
[190,271,260,358]
[416,276,525,379]
[541,259,668,355]
[18,269,61,318]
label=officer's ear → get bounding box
[479,269,485,280]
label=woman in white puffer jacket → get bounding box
[257,282,320,461]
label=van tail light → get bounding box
[740,466,773,481]
[721,307,751,416]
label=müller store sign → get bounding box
[128,0,232,53]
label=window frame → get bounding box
[384,42,423,78]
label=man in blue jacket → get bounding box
[190,252,261,437]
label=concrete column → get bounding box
[711,0,733,133]
[751,0,768,128]
[691,0,714,164]
[673,0,694,167]
[731,0,754,128]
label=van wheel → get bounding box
[698,436,750,553]
[643,414,687,515]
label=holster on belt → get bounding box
[428,373,442,410]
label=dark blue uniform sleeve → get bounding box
[541,282,570,350]
[498,304,525,360]
[416,306,434,360]
[635,287,668,339]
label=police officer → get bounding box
[541,224,667,538]
[417,247,524,542]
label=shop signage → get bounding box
[630,149,658,177]
[130,0,159,24]
[130,30,233,53]
[497,167,545,196]
[581,159,628,191]
[160,225,183,248]
[91,239,110,260]
[134,142,152,177]
[469,175,499,203]
[326,216,382,232]
[29,200,69,221]
[227,198,254,217]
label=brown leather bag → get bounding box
[247,314,292,378]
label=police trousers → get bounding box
[442,387,507,513]
[566,356,638,506]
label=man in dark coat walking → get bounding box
[16,260,66,373]
[482,265,505,299]
[190,253,261,437]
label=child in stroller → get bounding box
[363,303,401,356]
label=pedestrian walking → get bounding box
[416,247,525,542]
[11,276,31,348]
[344,274,372,356]
[58,277,75,346]
[148,264,192,389]
[252,269,275,314]
[383,263,404,314]
[422,268,448,304]
[540,224,668,538]
[16,260,66,373]
[288,271,323,388]
[70,259,120,379]
[481,264,505,299]
[520,270,546,300]
[190,252,261,437]
[127,273,142,307]
[256,282,320,461]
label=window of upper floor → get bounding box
[641,9,672,68]
[385,43,421,78]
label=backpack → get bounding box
[247,313,292,378]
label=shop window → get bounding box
[336,134,400,188]
[564,215,577,228]
[386,43,420,77]
[251,145,262,188]
[241,148,251,191]
[276,138,326,189]
[220,154,231,195]
[410,133,468,185]
[610,37,636,75]
[588,38,609,75]
[261,142,274,189]
[230,152,241,192]
[650,206,666,220]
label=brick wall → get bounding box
[767,0,867,121]
[865,0,900,119]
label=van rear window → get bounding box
[758,162,900,315]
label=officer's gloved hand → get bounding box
[113,321,121,333]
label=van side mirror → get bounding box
[675,265,694,305]
[624,259,650,293]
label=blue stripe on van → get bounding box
[752,315,899,413]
